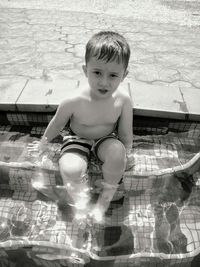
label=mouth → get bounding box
[98,89,108,95]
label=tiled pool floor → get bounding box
[0,114,200,266]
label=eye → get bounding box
[110,73,118,78]
[93,71,101,76]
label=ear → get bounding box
[122,69,128,81]
[82,65,88,77]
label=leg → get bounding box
[91,138,126,222]
[58,152,90,215]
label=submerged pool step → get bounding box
[0,111,54,126]
[1,111,199,136]
[0,151,198,205]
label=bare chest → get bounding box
[73,99,121,125]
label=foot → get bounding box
[73,211,88,229]
[89,207,104,224]
[92,179,125,202]
[88,205,113,225]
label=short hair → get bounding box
[85,31,130,70]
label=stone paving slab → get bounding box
[129,80,187,120]
[1,76,200,121]
[15,77,131,112]
[0,78,28,111]
[0,3,200,121]
[180,87,200,121]
[16,78,79,112]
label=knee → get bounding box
[104,141,126,169]
[60,165,83,181]
[59,156,87,183]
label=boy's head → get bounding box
[85,31,130,71]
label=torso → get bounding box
[68,88,124,139]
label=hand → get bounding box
[27,138,48,157]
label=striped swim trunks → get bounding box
[60,128,118,161]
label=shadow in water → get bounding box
[152,171,195,255]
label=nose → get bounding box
[100,75,109,87]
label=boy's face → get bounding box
[83,57,128,100]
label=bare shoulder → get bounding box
[59,87,86,108]
[115,86,132,104]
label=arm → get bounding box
[41,98,73,143]
[117,95,134,170]
[117,95,133,151]
[37,98,74,153]
[27,98,74,160]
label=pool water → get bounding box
[0,113,200,266]
[0,0,200,266]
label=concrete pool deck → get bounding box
[1,77,200,121]
[0,3,200,121]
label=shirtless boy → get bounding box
[29,31,133,223]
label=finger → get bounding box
[27,144,38,149]
[27,145,39,150]
[27,142,40,147]
[27,141,40,146]
[27,147,40,152]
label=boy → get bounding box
[29,31,133,223]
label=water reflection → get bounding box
[28,149,198,259]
